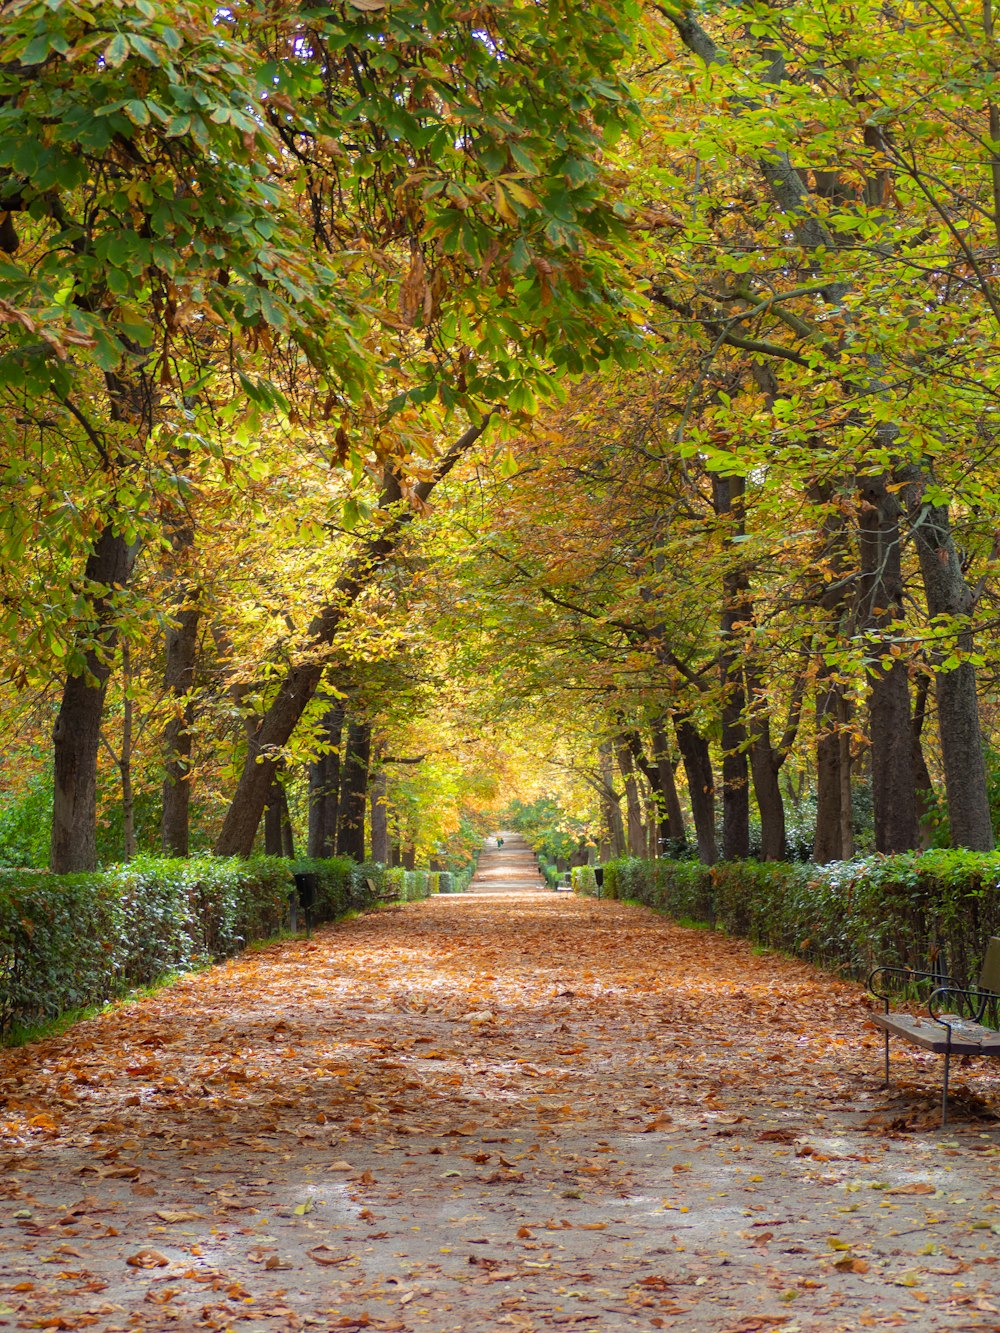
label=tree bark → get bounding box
[857,473,919,853]
[746,701,786,862]
[615,736,647,857]
[626,721,688,854]
[673,711,717,864]
[215,422,487,857]
[814,679,854,862]
[598,740,626,857]
[51,526,140,873]
[338,720,371,862]
[651,717,687,849]
[809,478,855,862]
[161,594,200,857]
[712,475,750,859]
[120,650,136,862]
[160,444,200,858]
[903,474,993,850]
[307,702,344,858]
[370,769,390,864]
[264,773,295,858]
[912,669,936,848]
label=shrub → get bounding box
[0,856,291,1036]
[0,850,448,1038]
[537,858,560,888]
[571,865,598,894]
[289,856,354,921]
[588,850,1000,988]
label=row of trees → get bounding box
[0,0,642,868]
[3,0,1000,869]
[419,0,1000,863]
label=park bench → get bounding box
[868,937,1000,1125]
[366,876,400,906]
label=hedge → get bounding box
[539,858,563,888]
[0,852,450,1038]
[0,856,291,1036]
[575,850,1000,989]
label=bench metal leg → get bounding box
[941,1049,950,1127]
[882,1030,890,1087]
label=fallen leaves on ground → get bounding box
[2,863,1000,1330]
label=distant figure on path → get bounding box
[497,836,505,848]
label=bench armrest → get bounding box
[928,984,995,1026]
[868,965,956,1009]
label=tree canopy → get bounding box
[2,0,1000,871]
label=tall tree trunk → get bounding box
[912,669,936,849]
[264,777,284,856]
[712,475,750,859]
[215,424,487,857]
[615,736,646,857]
[903,474,993,850]
[120,645,136,862]
[51,527,139,873]
[598,740,626,857]
[811,479,854,863]
[857,473,919,853]
[651,717,687,849]
[264,765,296,858]
[745,655,798,862]
[814,678,854,862]
[281,791,295,859]
[338,720,371,862]
[307,702,344,858]
[161,593,200,857]
[625,721,688,854]
[370,769,390,864]
[160,444,200,858]
[673,711,717,864]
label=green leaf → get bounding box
[499,448,519,478]
[104,34,130,68]
[21,35,52,65]
[90,328,121,371]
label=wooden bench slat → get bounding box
[871,1012,1000,1055]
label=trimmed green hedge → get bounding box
[538,858,560,888]
[0,856,291,1036]
[1,853,448,1037]
[290,855,354,919]
[577,850,1000,988]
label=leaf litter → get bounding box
[1,888,1000,1330]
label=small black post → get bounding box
[293,872,318,939]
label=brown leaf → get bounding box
[834,1256,871,1273]
[126,1248,169,1269]
[308,1245,352,1267]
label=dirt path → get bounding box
[2,859,1000,1331]
[467,832,547,893]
